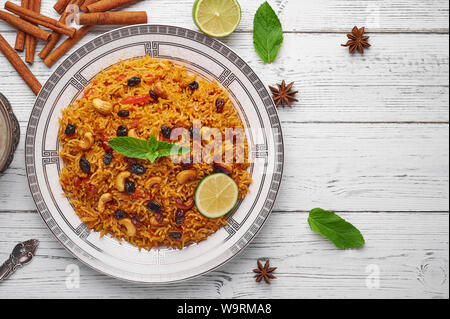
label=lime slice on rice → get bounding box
[194,173,239,218]
[193,0,241,38]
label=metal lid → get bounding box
[0,93,20,173]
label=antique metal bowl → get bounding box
[0,93,20,173]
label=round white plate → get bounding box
[25,25,284,283]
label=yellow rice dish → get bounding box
[58,56,252,250]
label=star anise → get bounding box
[341,26,371,54]
[269,80,298,108]
[253,259,277,284]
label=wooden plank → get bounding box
[0,211,447,298]
[0,32,448,123]
[0,123,448,211]
[1,0,447,32]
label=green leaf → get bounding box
[307,208,365,249]
[147,152,159,163]
[146,135,158,152]
[108,135,191,163]
[157,141,191,157]
[253,1,283,63]
[108,137,154,160]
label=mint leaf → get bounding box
[307,208,365,249]
[147,152,159,163]
[108,135,191,163]
[253,1,283,63]
[157,141,191,157]
[146,135,158,152]
[108,137,154,160]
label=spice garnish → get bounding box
[86,0,138,13]
[253,259,277,284]
[75,11,148,26]
[53,0,71,15]
[0,34,42,95]
[341,26,371,54]
[269,80,298,108]
[5,1,77,38]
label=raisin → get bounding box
[215,98,225,113]
[161,125,172,139]
[175,209,185,225]
[169,232,182,240]
[124,180,135,194]
[117,125,128,136]
[130,163,146,175]
[149,89,159,101]
[188,81,199,90]
[114,210,128,220]
[146,201,161,213]
[117,110,130,117]
[79,157,91,174]
[64,123,76,136]
[127,76,141,87]
[103,152,113,165]
[181,162,193,170]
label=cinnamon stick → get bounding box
[86,0,139,13]
[0,10,50,42]
[80,0,98,12]
[4,1,77,38]
[25,0,41,64]
[44,25,92,68]
[14,0,28,52]
[38,30,60,60]
[76,11,147,25]
[0,33,42,95]
[39,0,85,60]
[53,0,71,14]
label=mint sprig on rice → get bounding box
[108,135,191,163]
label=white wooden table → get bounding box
[0,0,448,299]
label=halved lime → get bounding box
[194,173,239,218]
[193,0,241,38]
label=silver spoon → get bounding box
[0,239,39,281]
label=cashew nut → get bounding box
[79,132,94,150]
[97,193,113,212]
[118,218,136,237]
[92,98,112,115]
[128,129,138,138]
[145,176,162,188]
[176,170,197,184]
[115,171,131,192]
[153,86,168,99]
